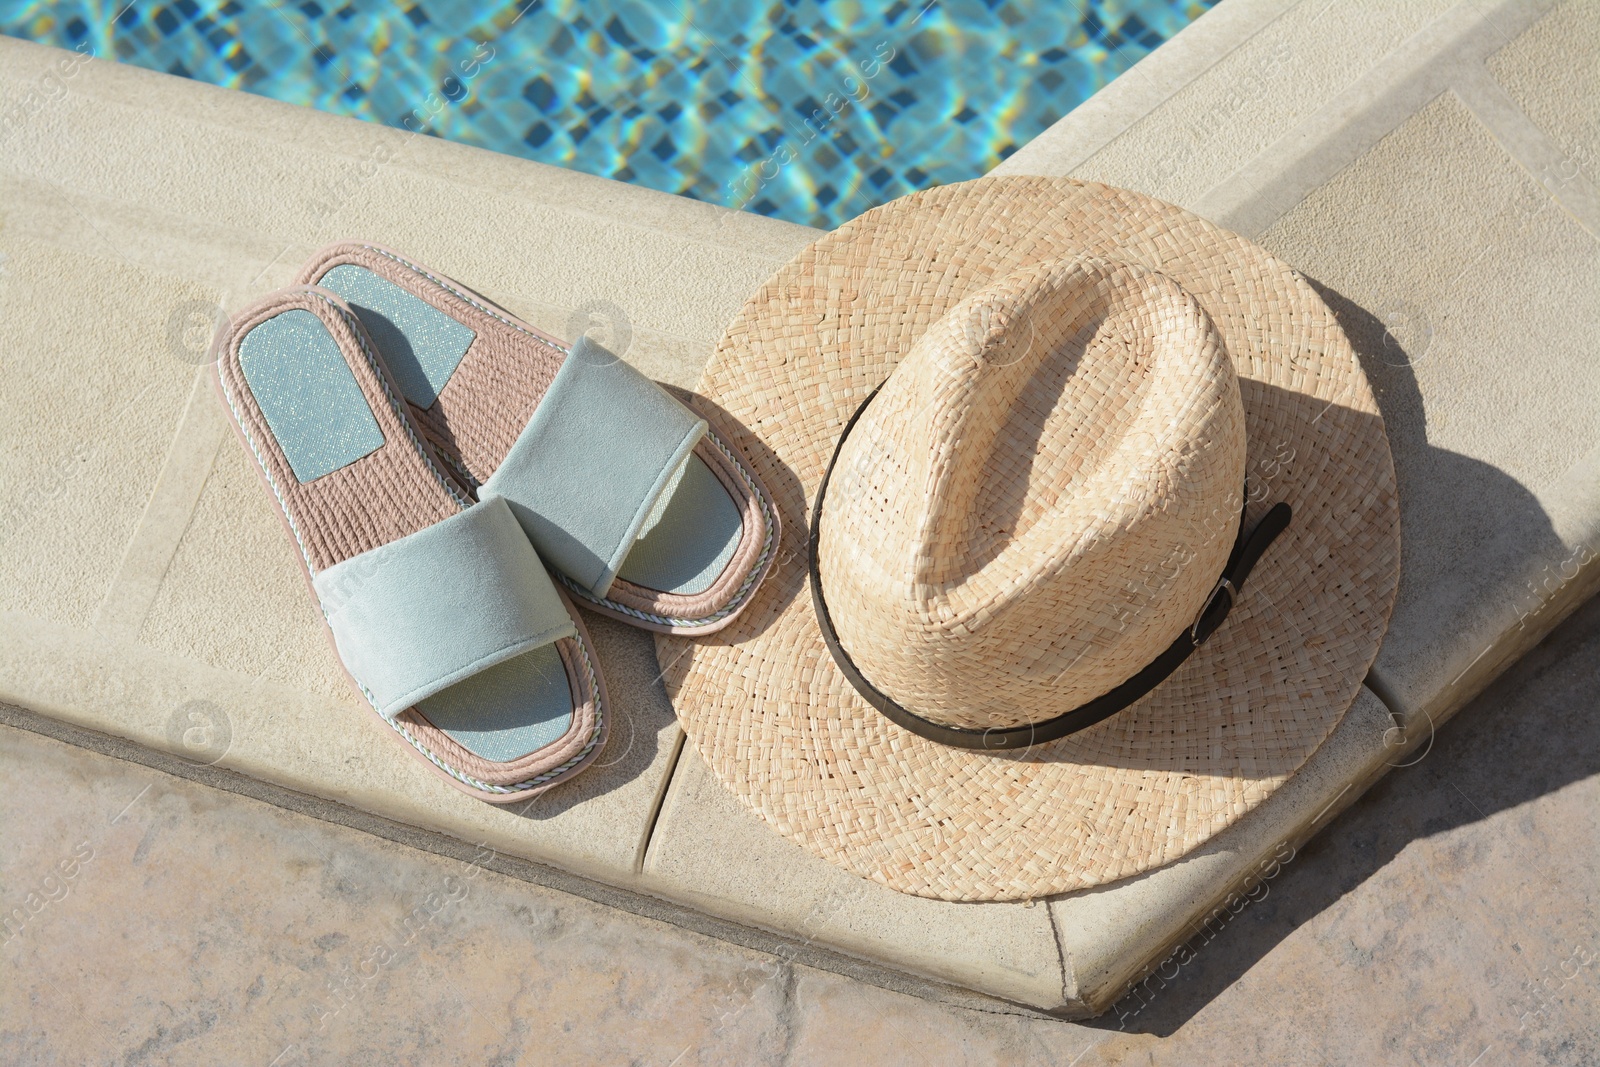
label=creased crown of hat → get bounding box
[818,256,1246,732]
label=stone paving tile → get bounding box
[0,724,796,1067]
[4,590,1596,1065]
[785,972,1096,1066]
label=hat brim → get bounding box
[658,177,1400,902]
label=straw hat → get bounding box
[659,177,1399,902]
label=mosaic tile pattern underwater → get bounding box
[1,1,1215,227]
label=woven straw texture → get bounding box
[821,256,1246,730]
[658,177,1401,901]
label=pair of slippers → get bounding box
[210,244,780,803]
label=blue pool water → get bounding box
[1,1,1213,227]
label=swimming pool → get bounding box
[1,1,1214,227]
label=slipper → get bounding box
[293,242,780,635]
[211,285,608,804]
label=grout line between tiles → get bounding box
[1044,891,1079,1009]
[90,366,228,644]
[636,725,687,874]
[1451,61,1600,238]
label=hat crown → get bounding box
[818,256,1247,731]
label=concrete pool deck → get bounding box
[1,0,1596,1028]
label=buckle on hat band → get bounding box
[1191,577,1237,645]
[808,382,1294,752]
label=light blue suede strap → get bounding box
[311,495,576,719]
[481,337,708,598]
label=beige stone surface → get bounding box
[1487,0,1600,179]
[0,235,197,630]
[784,972,1097,1065]
[1259,89,1600,729]
[640,747,1067,1009]
[0,726,797,1067]
[0,34,814,888]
